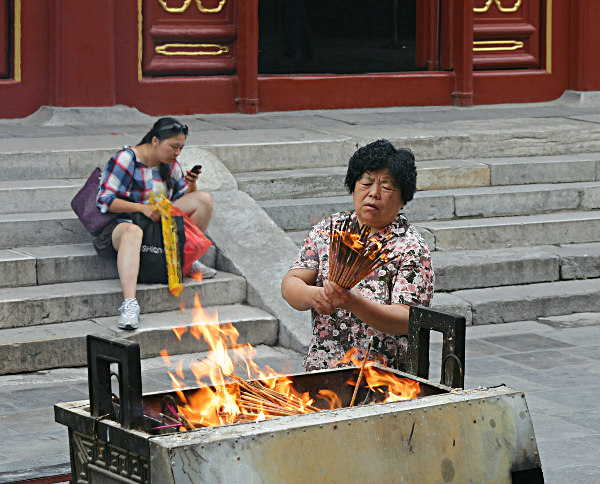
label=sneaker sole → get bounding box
[118,319,140,330]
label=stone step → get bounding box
[202,120,600,173]
[235,159,492,201]
[432,242,600,291]
[260,181,600,232]
[0,146,116,181]
[485,153,600,186]
[0,211,91,249]
[0,304,277,375]
[0,272,246,329]
[450,278,600,326]
[0,179,84,214]
[235,154,600,202]
[420,211,600,251]
[1,243,218,287]
[432,246,560,292]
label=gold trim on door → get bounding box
[14,0,21,82]
[473,40,524,52]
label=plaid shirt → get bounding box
[97,147,188,216]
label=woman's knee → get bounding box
[196,191,213,209]
[118,224,143,248]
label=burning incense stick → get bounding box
[349,337,373,407]
[329,217,400,289]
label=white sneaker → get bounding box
[118,298,140,330]
[188,260,217,279]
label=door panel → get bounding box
[415,0,440,70]
[0,0,9,78]
[473,0,540,69]
[142,0,237,76]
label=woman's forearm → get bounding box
[281,273,320,311]
[186,181,197,193]
[347,296,409,335]
[108,198,146,214]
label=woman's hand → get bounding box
[184,170,199,184]
[139,204,161,222]
[313,287,337,315]
[322,280,359,312]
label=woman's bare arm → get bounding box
[108,198,160,221]
[281,269,336,315]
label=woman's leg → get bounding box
[112,222,143,299]
[173,191,213,232]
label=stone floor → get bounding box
[0,315,599,483]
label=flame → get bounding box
[363,365,420,402]
[161,294,421,430]
[173,326,188,341]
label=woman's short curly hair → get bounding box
[344,139,417,205]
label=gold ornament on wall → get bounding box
[157,0,226,14]
[474,0,522,14]
[155,43,229,56]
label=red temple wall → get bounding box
[0,0,598,118]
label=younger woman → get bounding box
[95,117,215,329]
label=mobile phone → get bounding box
[190,165,202,174]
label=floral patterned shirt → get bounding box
[291,211,434,371]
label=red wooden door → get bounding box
[473,0,540,69]
[0,0,51,118]
[0,0,10,78]
[141,0,237,77]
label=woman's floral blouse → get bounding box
[291,211,434,371]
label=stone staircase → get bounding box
[5,105,600,376]
[0,159,278,376]
[233,151,600,327]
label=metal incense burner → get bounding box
[55,308,545,483]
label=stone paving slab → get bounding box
[451,183,582,217]
[235,166,349,201]
[541,242,600,280]
[432,246,560,291]
[0,179,83,214]
[17,243,119,285]
[484,153,600,186]
[452,278,600,325]
[0,211,92,249]
[0,320,113,375]
[0,250,36,288]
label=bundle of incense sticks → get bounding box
[197,358,320,425]
[329,216,399,289]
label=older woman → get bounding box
[281,139,434,371]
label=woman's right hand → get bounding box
[313,286,337,315]
[139,204,161,222]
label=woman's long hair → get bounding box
[138,117,186,192]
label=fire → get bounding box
[160,294,420,430]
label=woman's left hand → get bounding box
[184,170,199,184]
[322,279,359,311]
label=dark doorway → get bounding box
[258,0,425,75]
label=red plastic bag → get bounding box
[172,207,213,276]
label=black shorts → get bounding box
[92,220,122,258]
